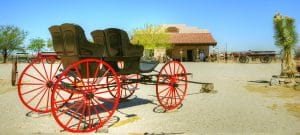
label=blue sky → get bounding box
[1,0,299,52]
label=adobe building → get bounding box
[158,24,217,62]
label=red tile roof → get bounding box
[169,33,217,45]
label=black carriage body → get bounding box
[49,23,144,77]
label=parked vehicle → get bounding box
[15,23,198,133]
[232,50,277,63]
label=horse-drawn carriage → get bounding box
[15,23,188,132]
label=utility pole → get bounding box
[225,43,228,63]
[217,47,220,63]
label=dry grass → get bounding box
[246,83,300,120]
[245,84,300,99]
[285,103,300,120]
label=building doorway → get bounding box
[199,50,205,62]
[187,50,193,61]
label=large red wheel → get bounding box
[18,57,62,113]
[108,74,139,100]
[51,59,120,133]
[156,61,188,110]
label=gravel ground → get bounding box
[0,62,299,135]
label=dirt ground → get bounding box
[0,62,300,135]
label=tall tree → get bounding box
[0,25,27,63]
[273,13,298,77]
[28,38,46,53]
[131,24,170,58]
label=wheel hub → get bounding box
[46,81,54,88]
[86,93,94,100]
[170,76,178,88]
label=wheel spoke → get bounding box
[160,89,171,101]
[92,98,110,113]
[75,67,86,91]
[41,59,49,80]
[24,73,46,83]
[86,62,90,91]
[166,89,172,107]
[158,86,171,95]
[55,95,83,104]
[53,90,70,108]
[57,100,82,117]
[87,100,92,129]
[46,86,50,110]
[64,102,84,127]
[52,62,62,79]
[176,64,181,75]
[173,89,177,106]
[175,87,183,101]
[49,58,53,80]
[26,87,47,105]
[168,63,173,75]
[76,102,87,130]
[91,100,102,123]
[34,87,49,110]
[96,77,116,90]
[22,85,45,95]
[176,87,185,95]
[94,68,111,84]
[20,83,45,85]
[173,62,176,76]
[92,63,101,83]
[31,64,47,81]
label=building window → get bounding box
[165,27,179,33]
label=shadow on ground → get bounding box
[248,80,270,84]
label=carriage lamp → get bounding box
[117,61,124,69]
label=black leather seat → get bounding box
[91,28,144,57]
[48,25,64,54]
[49,23,106,68]
[91,30,117,57]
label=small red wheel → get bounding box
[18,57,63,113]
[108,74,139,100]
[51,59,120,133]
[156,61,188,110]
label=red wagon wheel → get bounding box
[156,61,188,110]
[108,74,139,100]
[18,56,62,113]
[51,59,120,133]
